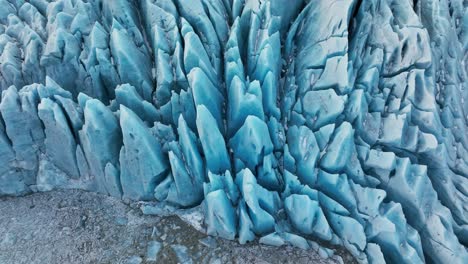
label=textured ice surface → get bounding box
[0,0,467,263]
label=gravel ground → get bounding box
[0,190,354,264]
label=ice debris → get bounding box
[0,0,467,263]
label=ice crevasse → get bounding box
[0,0,467,263]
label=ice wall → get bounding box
[0,0,467,263]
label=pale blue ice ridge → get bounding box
[0,0,467,263]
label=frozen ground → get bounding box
[0,190,353,264]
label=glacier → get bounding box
[0,0,467,263]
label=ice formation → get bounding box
[0,0,467,263]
